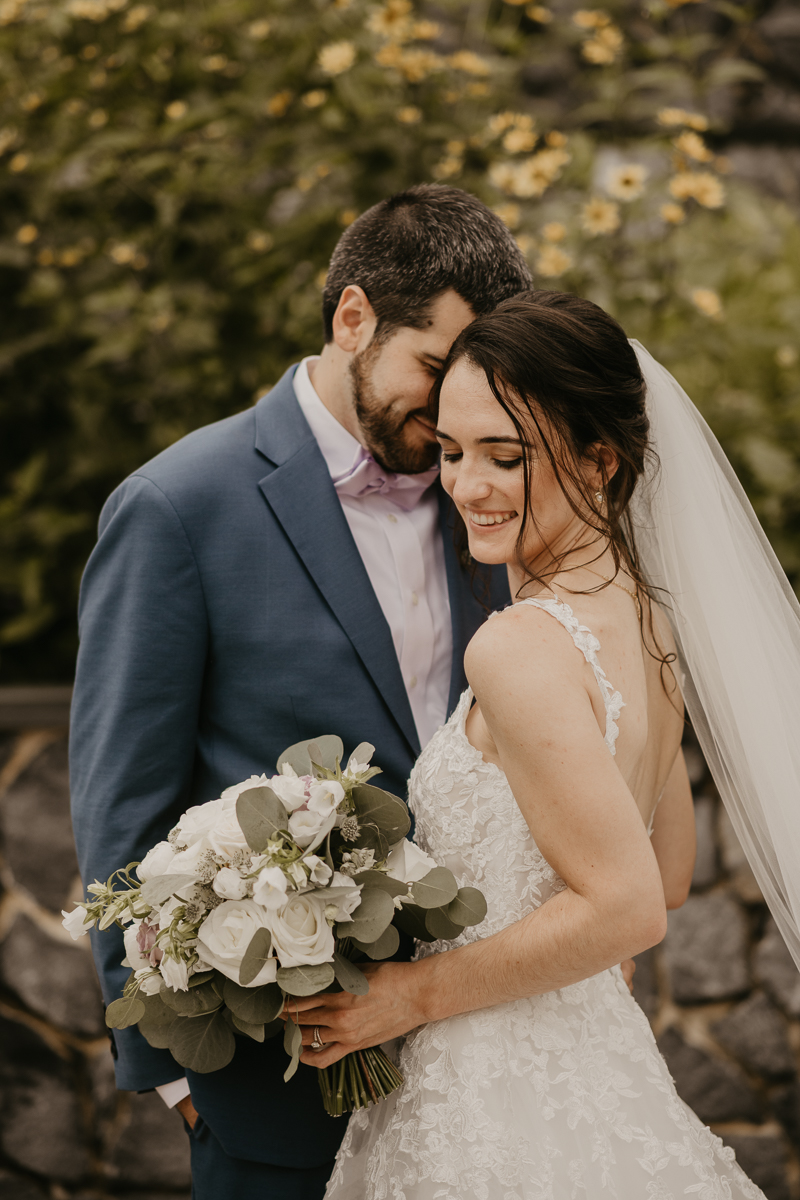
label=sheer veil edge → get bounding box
[630,339,800,971]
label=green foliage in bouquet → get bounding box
[64,735,487,1115]
[1,0,799,679]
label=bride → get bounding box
[290,290,797,1197]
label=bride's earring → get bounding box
[595,491,603,505]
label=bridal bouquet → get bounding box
[62,736,486,1115]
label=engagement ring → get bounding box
[311,1026,324,1052]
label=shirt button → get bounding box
[387,513,398,524]
[409,676,418,689]
[411,591,419,607]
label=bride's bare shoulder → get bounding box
[465,601,585,698]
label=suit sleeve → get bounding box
[69,474,209,1091]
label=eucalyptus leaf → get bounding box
[425,907,465,941]
[353,870,408,898]
[353,922,400,961]
[239,927,273,986]
[351,785,411,841]
[236,786,288,853]
[232,1014,266,1042]
[349,741,375,767]
[188,971,215,989]
[340,887,394,944]
[223,979,283,1024]
[139,874,197,906]
[352,822,389,861]
[447,887,488,927]
[277,962,335,996]
[138,1017,177,1049]
[283,1014,303,1082]
[140,992,176,1026]
[332,951,370,995]
[410,867,459,910]
[277,735,343,777]
[393,901,436,942]
[161,981,222,1017]
[168,1010,236,1073]
[105,995,145,1029]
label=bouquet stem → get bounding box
[317,1047,404,1117]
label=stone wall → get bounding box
[0,726,798,1197]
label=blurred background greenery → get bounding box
[1,0,798,681]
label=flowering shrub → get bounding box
[1,0,798,678]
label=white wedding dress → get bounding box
[325,597,764,1200]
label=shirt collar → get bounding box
[293,356,363,481]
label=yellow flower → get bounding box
[376,41,404,68]
[581,25,623,63]
[318,41,356,76]
[605,163,648,201]
[200,55,228,73]
[660,202,685,224]
[123,4,151,32]
[165,100,187,120]
[59,247,84,266]
[673,130,713,163]
[573,9,610,27]
[434,155,463,179]
[88,108,108,128]
[776,346,798,368]
[412,20,440,39]
[493,203,521,228]
[542,221,566,242]
[526,5,553,21]
[536,245,573,277]
[503,128,537,153]
[247,19,270,39]
[581,197,620,235]
[657,107,708,131]
[394,48,443,81]
[690,288,722,319]
[9,152,29,172]
[108,242,137,265]
[497,146,570,198]
[266,91,293,117]
[246,231,273,252]
[367,0,413,41]
[516,234,536,257]
[545,130,567,147]
[21,92,43,112]
[302,90,327,109]
[339,209,358,226]
[16,223,38,244]
[449,50,490,76]
[397,105,422,124]
[669,171,725,208]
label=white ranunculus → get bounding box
[62,905,93,940]
[304,855,333,886]
[220,774,270,802]
[213,866,248,900]
[324,874,363,922]
[136,840,176,882]
[267,891,335,968]
[160,954,190,992]
[386,839,438,884]
[176,798,232,848]
[288,806,336,850]
[268,770,311,813]
[207,807,252,860]
[306,779,345,817]
[252,865,289,910]
[196,899,277,987]
[166,836,215,879]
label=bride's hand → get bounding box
[283,961,427,1068]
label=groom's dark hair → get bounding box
[322,184,532,342]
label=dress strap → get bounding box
[514,595,625,756]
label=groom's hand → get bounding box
[176,1094,199,1129]
[285,962,427,1068]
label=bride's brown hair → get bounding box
[431,289,675,680]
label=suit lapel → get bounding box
[254,371,420,755]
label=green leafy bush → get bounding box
[1,0,798,679]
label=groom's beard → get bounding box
[349,345,440,476]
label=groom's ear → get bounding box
[332,285,378,355]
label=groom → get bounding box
[69,184,532,1199]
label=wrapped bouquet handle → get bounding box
[63,735,487,1115]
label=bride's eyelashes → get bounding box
[441,451,523,470]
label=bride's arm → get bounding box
[292,606,668,1063]
[650,749,695,909]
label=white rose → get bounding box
[213,866,248,901]
[61,905,93,940]
[176,798,232,847]
[196,899,277,987]
[288,806,336,850]
[252,865,288,910]
[136,840,176,882]
[385,839,437,884]
[324,874,363,922]
[267,892,335,968]
[206,807,252,860]
[220,774,270,802]
[268,770,311,813]
[167,836,215,879]
[160,955,190,992]
[306,779,345,817]
[304,855,333,886]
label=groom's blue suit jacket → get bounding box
[70,365,509,1167]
